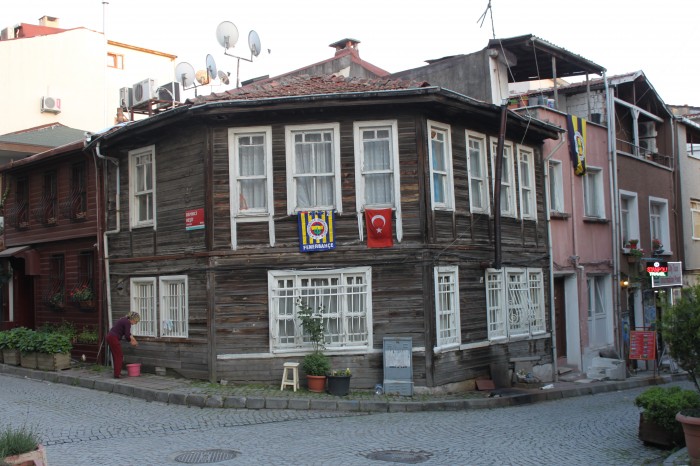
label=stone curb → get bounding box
[0,363,688,413]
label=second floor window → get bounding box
[41,171,57,224]
[70,162,87,219]
[15,176,29,228]
[285,124,341,214]
[129,146,156,228]
[583,166,604,218]
[428,121,454,211]
[230,127,273,216]
[692,199,700,240]
[466,131,489,214]
[491,139,516,218]
[548,160,564,213]
[518,146,536,220]
[649,197,670,252]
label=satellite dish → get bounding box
[195,69,210,85]
[218,70,230,85]
[206,54,217,80]
[175,62,196,88]
[216,21,239,50]
[248,30,261,57]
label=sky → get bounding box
[4,0,699,105]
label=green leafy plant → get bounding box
[635,386,700,436]
[629,248,645,259]
[0,424,40,458]
[329,368,351,377]
[69,284,94,302]
[16,330,39,353]
[6,327,33,351]
[48,292,64,307]
[37,333,72,354]
[0,331,9,350]
[76,326,99,344]
[662,285,700,396]
[301,351,331,376]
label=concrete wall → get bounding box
[0,28,176,134]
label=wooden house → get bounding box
[0,140,103,361]
[86,75,561,389]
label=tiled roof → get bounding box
[0,123,87,147]
[189,74,431,105]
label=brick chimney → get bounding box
[329,38,360,57]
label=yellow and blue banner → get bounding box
[298,211,335,253]
[566,115,587,176]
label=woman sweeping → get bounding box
[106,312,140,378]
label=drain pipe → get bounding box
[543,136,567,382]
[493,101,508,269]
[604,72,623,359]
[93,141,120,331]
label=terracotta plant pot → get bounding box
[306,375,326,393]
[3,443,47,466]
[677,412,700,464]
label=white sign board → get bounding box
[652,261,683,288]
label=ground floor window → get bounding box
[434,266,460,350]
[268,267,371,352]
[485,268,546,340]
[130,275,188,338]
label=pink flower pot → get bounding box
[677,412,700,465]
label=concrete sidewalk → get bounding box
[0,362,687,413]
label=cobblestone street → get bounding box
[1,372,685,465]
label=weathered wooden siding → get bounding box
[102,101,553,388]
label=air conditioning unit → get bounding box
[640,138,658,154]
[41,96,61,114]
[639,121,657,138]
[119,87,133,110]
[156,81,181,109]
[132,78,156,107]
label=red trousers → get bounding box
[106,334,123,378]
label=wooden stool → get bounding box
[280,362,300,392]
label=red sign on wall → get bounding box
[629,330,656,361]
[185,208,204,231]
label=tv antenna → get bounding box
[175,55,231,96]
[216,20,262,87]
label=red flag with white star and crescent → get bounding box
[365,208,393,248]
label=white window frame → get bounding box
[427,120,455,211]
[159,276,189,338]
[691,199,700,240]
[268,267,372,353]
[649,196,671,253]
[490,138,517,218]
[228,126,275,249]
[485,267,546,341]
[517,145,537,220]
[353,120,403,242]
[619,190,640,246]
[285,123,342,215]
[130,276,189,339]
[548,159,565,213]
[434,266,460,351]
[466,131,490,215]
[128,145,156,229]
[583,166,605,219]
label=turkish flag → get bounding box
[365,208,393,248]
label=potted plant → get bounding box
[628,247,645,263]
[652,239,664,254]
[0,424,47,465]
[48,291,64,310]
[76,326,99,345]
[18,329,39,369]
[70,284,95,309]
[661,284,700,462]
[297,299,330,392]
[635,386,700,447]
[628,239,639,249]
[327,367,352,396]
[36,332,72,371]
[0,328,29,366]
